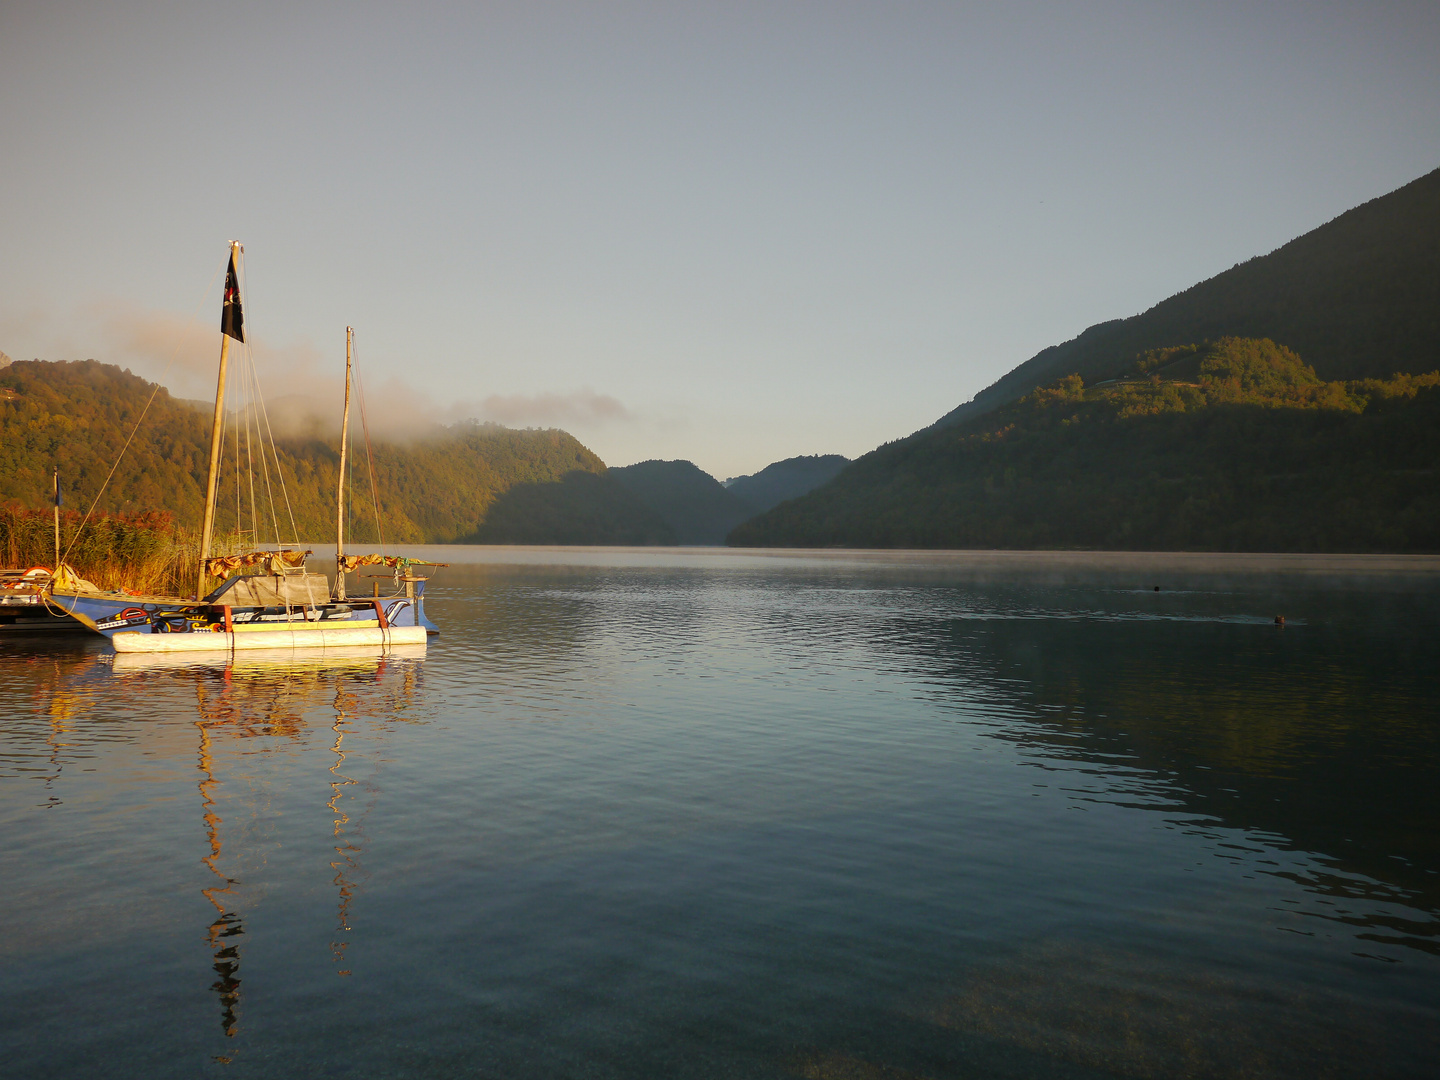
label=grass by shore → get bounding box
[0,506,219,595]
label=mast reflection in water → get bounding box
[112,645,426,1046]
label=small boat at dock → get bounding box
[0,567,86,634]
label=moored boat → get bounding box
[0,567,86,634]
[48,243,443,652]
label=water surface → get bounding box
[2,548,1437,1079]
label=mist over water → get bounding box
[2,549,1437,1078]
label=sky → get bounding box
[2,1,1438,480]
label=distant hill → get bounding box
[1,359,673,545]
[724,454,850,513]
[730,339,1440,552]
[934,166,1440,430]
[609,459,753,545]
[463,471,675,545]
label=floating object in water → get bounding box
[1153,585,1160,592]
[1275,615,1286,626]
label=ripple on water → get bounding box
[1,550,1437,1078]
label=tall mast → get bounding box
[335,327,353,601]
[198,240,242,600]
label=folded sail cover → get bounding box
[204,549,310,579]
[221,251,244,342]
[218,572,331,609]
[338,554,448,572]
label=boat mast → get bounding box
[197,240,242,600]
[335,327,353,601]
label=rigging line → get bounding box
[347,440,354,548]
[243,364,258,545]
[232,352,242,541]
[251,365,302,548]
[253,371,283,548]
[235,249,301,548]
[239,345,260,545]
[215,347,234,541]
[237,350,255,544]
[351,338,386,555]
[61,252,228,564]
[244,346,283,549]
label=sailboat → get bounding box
[50,242,441,652]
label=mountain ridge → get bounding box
[724,454,850,514]
[730,339,1440,552]
[933,166,1440,431]
[0,358,673,546]
[609,459,755,545]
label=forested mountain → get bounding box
[730,339,1440,552]
[0,359,673,545]
[934,167,1440,430]
[609,459,753,545]
[724,454,850,513]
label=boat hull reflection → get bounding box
[111,641,428,672]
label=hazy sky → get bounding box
[2,1,1437,478]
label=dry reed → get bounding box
[1,506,249,596]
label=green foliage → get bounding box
[1198,338,1317,390]
[731,340,1440,552]
[1028,373,1086,406]
[0,360,663,547]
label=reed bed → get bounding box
[0,506,247,596]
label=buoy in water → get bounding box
[1153,585,1160,592]
[1274,615,1285,626]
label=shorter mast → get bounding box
[198,240,243,600]
[52,468,60,572]
[335,327,353,601]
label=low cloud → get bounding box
[76,302,635,443]
[98,303,247,391]
[476,389,632,427]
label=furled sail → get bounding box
[204,549,312,579]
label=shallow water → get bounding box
[2,548,1438,1079]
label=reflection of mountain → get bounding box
[873,592,1440,947]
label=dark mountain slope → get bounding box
[935,166,1440,429]
[463,471,675,545]
[1,359,673,545]
[730,339,1440,552]
[609,459,754,545]
[725,454,850,513]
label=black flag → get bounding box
[53,470,61,508]
[221,251,244,342]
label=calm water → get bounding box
[2,548,1438,1079]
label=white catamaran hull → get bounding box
[112,624,428,653]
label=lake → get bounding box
[2,547,1437,1079]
